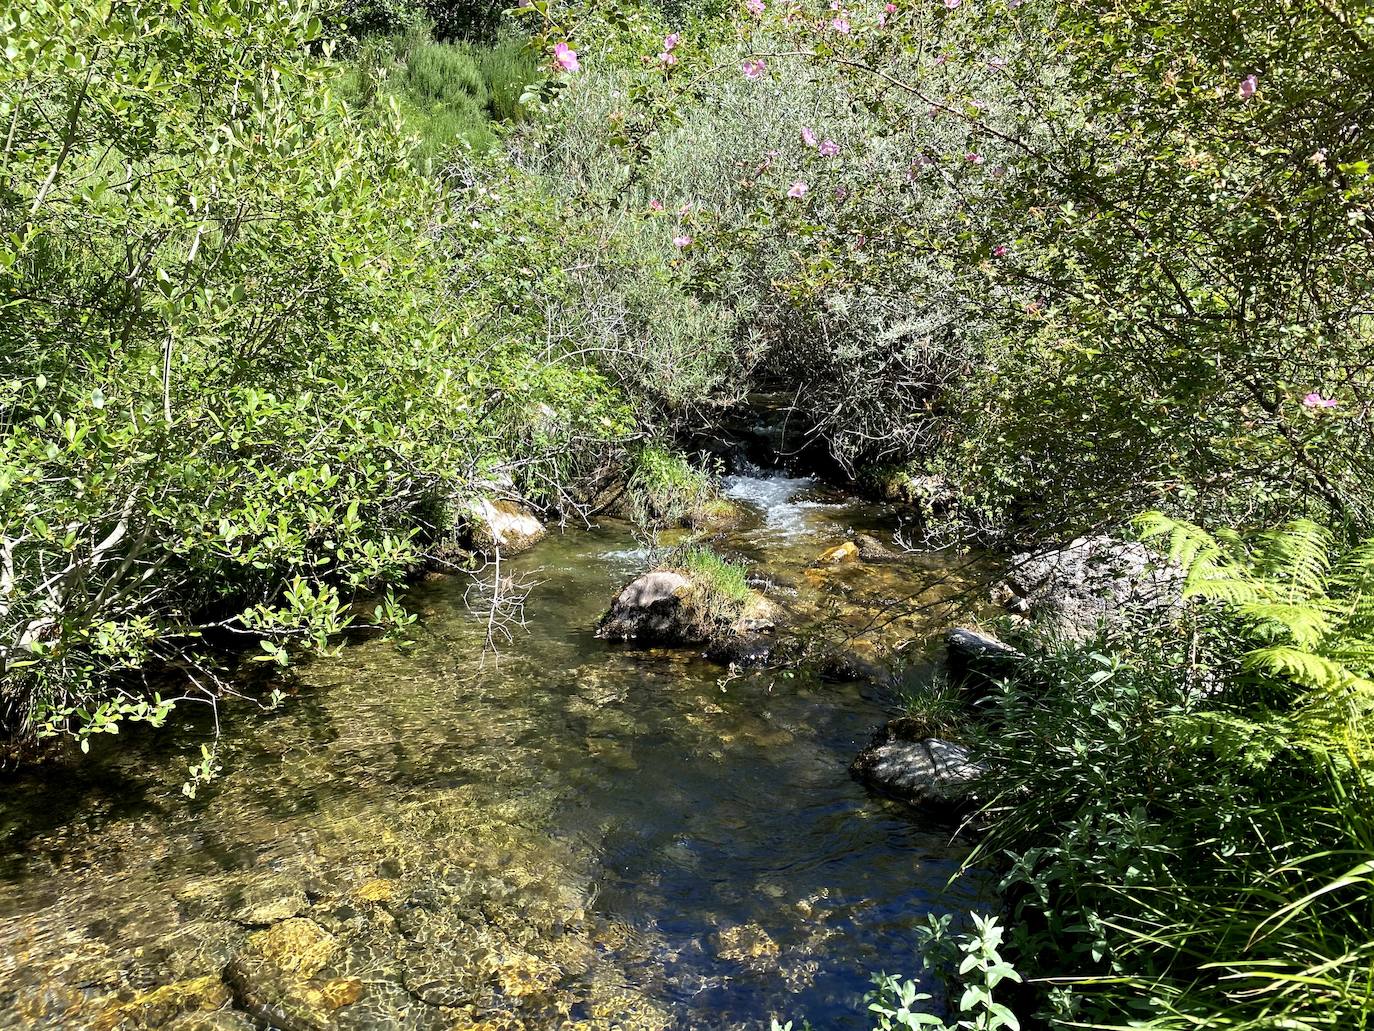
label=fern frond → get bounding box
[1137,512,1222,575]
[1184,573,1266,607]
[1230,602,1334,650]
[1254,520,1332,602]
[1243,646,1357,695]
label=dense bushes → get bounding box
[965,520,1374,1027]
[516,0,1372,539]
[0,0,628,746]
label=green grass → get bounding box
[669,544,754,629]
[341,36,539,169]
[895,675,968,740]
[627,445,718,527]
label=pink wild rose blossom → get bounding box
[673,235,693,249]
[552,42,579,73]
[831,15,850,32]
[648,199,664,211]
[664,32,681,50]
[1302,392,1338,409]
[1239,74,1258,99]
[742,59,766,80]
[746,0,765,13]
[787,181,809,198]
[818,139,840,157]
[801,126,818,147]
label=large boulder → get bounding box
[596,571,703,645]
[597,568,780,655]
[467,498,546,557]
[995,535,1183,638]
[851,723,985,812]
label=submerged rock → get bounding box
[851,724,985,812]
[854,533,902,562]
[815,540,860,564]
[468,498,547,557]
[90,975,231,1031]
[995,535,1182,637]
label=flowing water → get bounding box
[0,473,989,1031]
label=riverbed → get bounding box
[0,473,988,1030]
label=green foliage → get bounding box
[969,631,1374,1027]
[626,445,716,527]
[0,0,629,746]
[1141,513,1374,754]
[668,543,752,627]
[776,913,1023,1031]
[896,676,968,741]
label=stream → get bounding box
[0,471,989,1030]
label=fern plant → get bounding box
[1138,513,1374,755]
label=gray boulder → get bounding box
[995,535,1182,637]
[467,498,546,556]
[596,571,704,646]
[854,533,903,562]
[851,723,985,811]
[946,628,1023,685]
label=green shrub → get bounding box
[0,0,630,748]
[969,629,1374,1027]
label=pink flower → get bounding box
[648,199,664,211]
[1302,392,1338,409]
[742,59,766,80]
[885,2,896,11]
[801,126,818,147]
[1239,74,1258,99]
[831,15,850,32]
[664,32,681,50]
[944,0,960,8]
[877,12,887,25]
[965,152,985,164]
[787,181,809,198]
[658,51,678,66]
[673,234,693,249]
[992,244,1009,257]
[834,185,849,200]
[679,202,694,215]
[552,42,579,73]
[746,0,765,13]
[818,139,840,157]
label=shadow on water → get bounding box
[0,475,992,1030]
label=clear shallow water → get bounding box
[0,477,988,1030]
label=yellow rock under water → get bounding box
[815,540,859,564]
[353,878,396,903]
[90,975,230,1030]
[245,918,337,979]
